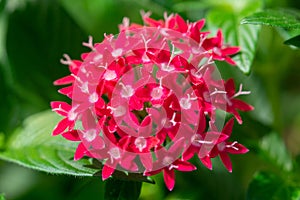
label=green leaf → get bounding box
[206,0,262,74]
[59,0,132,37]
[247,171,300,200]
[0,133,4,149]
[172,1,211,12]
[260,133,293,172]
[0,0,6,13]
[0,193,5,200]
[241,9,300,30]
[0,111,97,176]
[6,0,87,109]
[104,178,142,200]
[94,170,155,184]
[284,34,300,48]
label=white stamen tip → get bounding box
[89,92,99,103]
[112,48,123,58]
[134,137,147,152]
[151,87,163,100]
[120,83,134,98]
[104,70,117,81]
[109,105,126,117]
[83,129,97,142]
[108,147,121,160]
[161,63,175,72]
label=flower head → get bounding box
[52,12,253,191]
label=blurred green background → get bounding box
[0,0,300,199]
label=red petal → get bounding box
[225,57,237,65]
[144,168,162,176]
[58,86,73,98]
[52,118,70,135]
[74,142,87,161]
[232,99,254,112]
[175,14,188,32]
[102,164,115,180]
[197,109,206,134]
[140,154,153,171]
[200,156,212,170]
[222,118,234,137]
[69,60,82,74]
[143,17,164,27]
[53,75,75,85]
[215,29,223,46]
[174,160,197,171]
[219,152,232,172]
[163,168,175,191]
[62,130,80,141]
[222,47,240,55]
[121,155,138,172]
[195,19,205,31]
[182,145,198,161]
[226,142,249,154]
[230,109,243,124]
[51,101,71,116]
[225,79,236,98]
[204,132,229,145]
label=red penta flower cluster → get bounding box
[51,12,253,191]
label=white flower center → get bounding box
[80,82,89,93]
[89,92,99,103]
[120,83,134,98]
[93,54,103,62]
[142,53,150,62]
[83,129,97,142]
[151,87,163,100]
[213,47,222,56]
[110,105,126,117]
[134,137,147,152]
[108,147,121,161]
[162,156,173,166]
[180,97,191,110]
[104,70,117,81]
[180,94,197,110]
[161,63,175,72]
[162,156,179,170]
[68,106,79,121]
[112,48,123,58]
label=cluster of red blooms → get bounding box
[51,12,253,191]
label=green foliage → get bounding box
[0,133,4,149]
[260,133,293,171]
[0,111,97,176]
[173,0,263,74]
[241,9,300,29]
[105,179,142,200]
[284,34,300,47]
[247,171,300,200]
[0,193,5,200]
[242,8,300,48]
[59,0,118,36]
[206,0,262,74]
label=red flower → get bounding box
[203,30,240,65]
[50,101,76,135]
[209,118,249,172]
[51,12,253,191]
[215,78,254,124]
[145,139,197,191]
